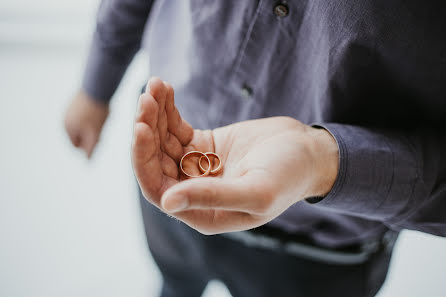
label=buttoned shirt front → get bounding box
[83,0,446,249]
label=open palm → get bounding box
[132,78,338,234]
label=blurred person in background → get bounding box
[65,1,446,296]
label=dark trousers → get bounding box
[138,189,392,297]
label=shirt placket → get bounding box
[217,0,306,125]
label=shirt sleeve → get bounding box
[82,0,154,103]
[307,123,446,237]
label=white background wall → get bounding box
[0,1,445,296]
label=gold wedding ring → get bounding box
[180,151,211,178]
[179,151,223,178]
[198,152,222,175]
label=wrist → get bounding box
[79,89,110,109]
[305,126,339,198]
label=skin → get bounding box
[64,90,109,158]
[131,77,339,235]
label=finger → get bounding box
[159,110,169,146]
[136,92,158,129]
[146,77,167,111]
[131,121,164,201]
[146,77,168,145]
[136,93,161,153]
[160,175,272,214]
[164,82,194,145]
[163,132,183,163]
[80,129,98,159]
[160,151,179,179]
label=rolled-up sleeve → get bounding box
[82,0,153,103]
[308,123,446,236]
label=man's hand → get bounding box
[132,78,339,235]
[64,90,109,158]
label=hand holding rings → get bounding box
[180,151,223,178]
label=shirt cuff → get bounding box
[306,123,418,221]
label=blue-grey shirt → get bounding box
[83,0,446,249]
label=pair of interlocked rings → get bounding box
[180,151,222,178]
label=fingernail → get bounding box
[146,77,160,92]
[163,194,189,213]
[145,78,155,92]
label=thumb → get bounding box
[161,175,267,213]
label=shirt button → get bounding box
[273,3,289,18]
[241,84,253,99]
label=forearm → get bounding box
[308,123,446,236]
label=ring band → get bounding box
[198,152,222,175]
[180,151,211,178]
